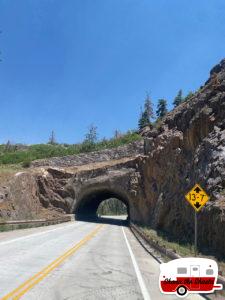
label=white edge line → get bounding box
[0,222,82,246]
[122,227,151,300]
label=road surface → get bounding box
[0,217,204,300]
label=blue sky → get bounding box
[0,0,225,144]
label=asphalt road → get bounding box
[0,217,204,300]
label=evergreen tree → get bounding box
[144,93,154,121]
[82,124,98,152]
[138,94,154,130]
[156,99,168,118]
[48,130,57,145]
[85,124,98,144]
[138,108,149,130]
[173,89,183,107]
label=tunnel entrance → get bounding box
[74,189,130,223]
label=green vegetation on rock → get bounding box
[0,131,141,166]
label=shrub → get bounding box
[22,160,31,168]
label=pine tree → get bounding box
[173,89,183,107]
[138,94,154,130]
[156,99,168,118]
[48,130,57,145]
[85,124,98,144]
[144,93,154,121]
[138,109,149,130]
[82,124,98,152]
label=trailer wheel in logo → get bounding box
[177,285,187,297]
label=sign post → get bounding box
[185,184,209,257]
[194,211,197,257]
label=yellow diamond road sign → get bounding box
[185,184,209,212]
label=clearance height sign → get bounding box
[185,183,210,256]
[185,184,209,212]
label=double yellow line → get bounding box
[2,224,103,300]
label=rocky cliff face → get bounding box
[140,58,225,257]
[0,170,69,220]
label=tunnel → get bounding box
[74,188,130,222]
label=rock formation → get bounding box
[0,141,145,221]
[140,58,225,257]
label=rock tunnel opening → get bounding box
[74,189,130,222]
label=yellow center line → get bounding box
[1,224,104,300]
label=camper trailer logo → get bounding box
[159,258,223,298]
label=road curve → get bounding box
[0,218,204,300]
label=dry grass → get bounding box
[140,225,225,276]
[0,164,23,185]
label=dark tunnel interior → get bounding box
[74,190,130,223]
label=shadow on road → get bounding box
[75,215,129,226]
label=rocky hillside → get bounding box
[140,58,225,257]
